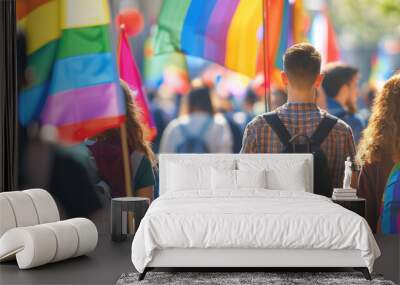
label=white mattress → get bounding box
[131,190,380,273]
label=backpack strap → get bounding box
[311,114,338,146]
[178,124,191,139]
[179,117,212,139]
[263,113,291,148]
[197,117,213,138]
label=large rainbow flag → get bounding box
[380,163,400,234]
[17,0,125,143]
[154,0,296,78]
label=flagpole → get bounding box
[117,28,134,199]
[262,0,272,113]
[118,26,141,233]
[120,123,134,197]
[120,122,135,234]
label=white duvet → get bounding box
[131,190,380,273]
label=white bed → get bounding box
[131,154,380,280]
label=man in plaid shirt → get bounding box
[241,43,356,188]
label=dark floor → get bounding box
[373,234,400,284]
[0,234,133,285]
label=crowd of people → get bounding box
[151,50,376,159]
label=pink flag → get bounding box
[118,30,157,140]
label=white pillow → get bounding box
[266,163,307,191]
[236,169,267,189]
[166,158,236,192]
[237,160,308,192]
[167,162,211,191]
[211,168,267,190]
[211,168,236,190]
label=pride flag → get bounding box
[154,0,293,78]
[118,30,157,141]
[144,29,189,94]
[380,163,400,234]
[309,9,340,65]
[17,0,125,143]
[369,41,399,88]
[292,0,307,44]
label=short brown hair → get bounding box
[322,62,359,98]
[283,43,321,88]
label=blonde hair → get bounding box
[357,74,400,165]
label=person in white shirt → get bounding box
[160,86,233,153]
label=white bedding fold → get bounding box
[131,190,380,273]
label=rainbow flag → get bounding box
[272,0,292,69]
[380,163,400,234]
[143,30,189,93]
[118,30,157,141]
[369,41,398,88]
[154,0,292,78]
[292,0,306,44]
[17,0,124,143]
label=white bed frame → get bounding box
[140,154,371,280]
[148,248,366,268]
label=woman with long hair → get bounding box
[357,74,400,232]
[89,80,156,201]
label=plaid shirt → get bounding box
[240,102,356,188]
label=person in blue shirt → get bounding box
[322,62,366,144]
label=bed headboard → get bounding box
[158,154,314,196]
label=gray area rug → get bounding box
[117,272,396,285]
